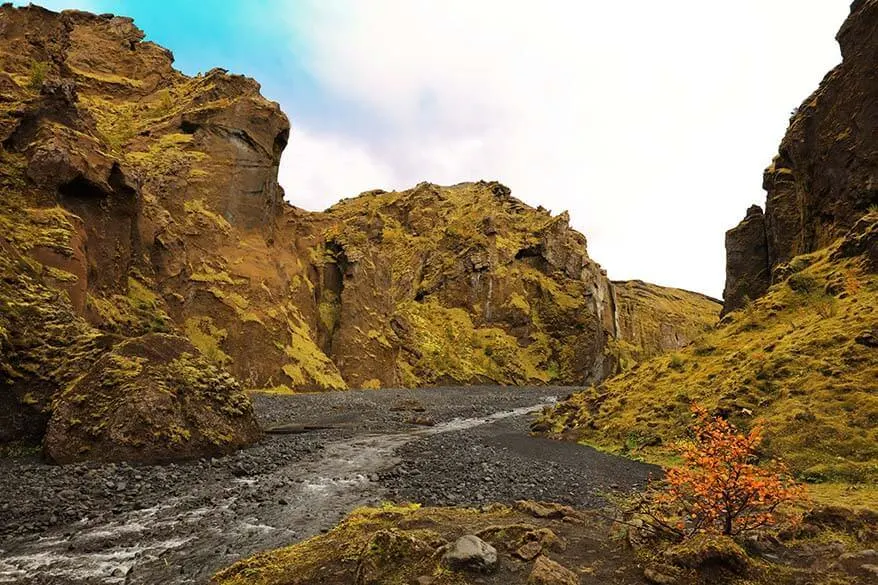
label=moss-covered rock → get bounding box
[663,534,750,574]
[0,239,104,445]
[44,333,260,464]
[611,280,720,369]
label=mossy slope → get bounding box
[213,501,878,585]
[538,219,878,483]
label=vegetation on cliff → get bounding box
[611,280,720,369]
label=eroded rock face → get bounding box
[317,182,619,388]
[612,279,720,367]
[723,0,878,313]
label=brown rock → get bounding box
[527,555,578,585]
[722,205,770,314]
[514,500,580,520]
[515,540,543,561]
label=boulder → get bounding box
[441,535,498,574]
[44,333,261,464]
[664,534,750,574]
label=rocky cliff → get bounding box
[610,280,720,368]
[0,5,719,461]
[0,6,593,461]
[723,0,878,313]
[540,0,878,484]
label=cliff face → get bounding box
[723,0,878,313]
[0,5,628,460]
[611,280,720,368]
[0,6,288,458]
[317,182,620,389]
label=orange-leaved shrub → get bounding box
[638,405,804,538]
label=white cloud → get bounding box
[278,127,397,210]
[280,0,850,297]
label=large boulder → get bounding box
[527,555,579,585]
[44,333,260,464]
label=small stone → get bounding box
[527,555,578,585]
[514,540,543,561]
[442,535,498,574]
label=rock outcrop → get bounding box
[317,182,619,389]
[44,333,260,464]
[723,0,878,313]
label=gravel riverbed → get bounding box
[0,386,657,584]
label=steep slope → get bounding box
[538,0,878,484]
[538,233,877,482]
[610,280,720,368]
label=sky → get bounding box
[19,1,852,298]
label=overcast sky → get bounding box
[24,1,851,297]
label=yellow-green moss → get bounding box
[190,265,244,285]
[394,298,550,386]
[184,316,232,365]
[184,198,232,233]
[277,304,346,391]
[68,64,144,88]
[84,277,171,335]
[0,206,78,256]
[126,133,207,180]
